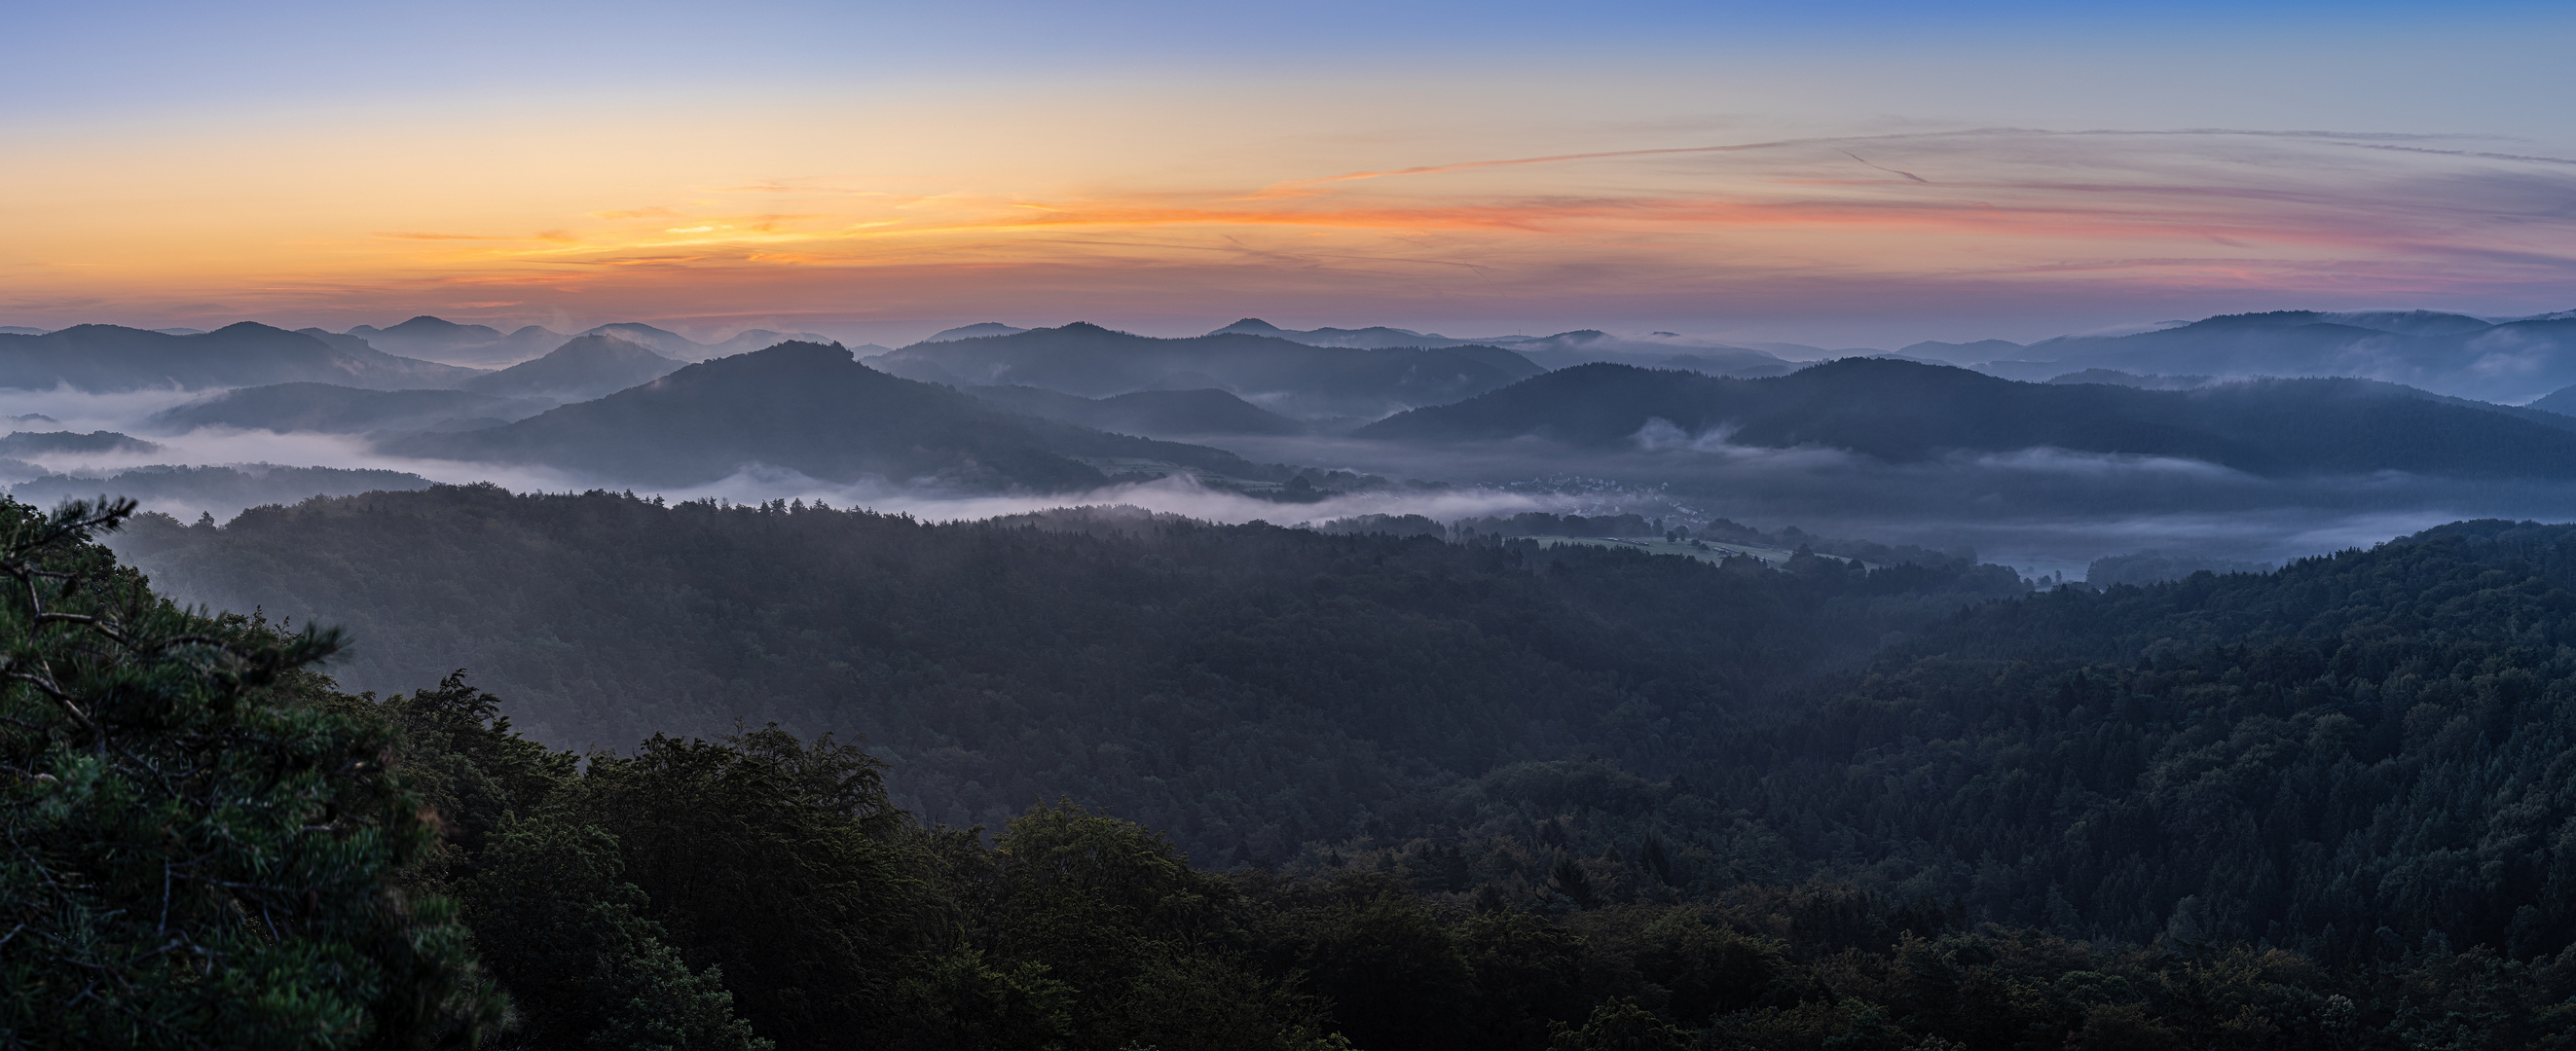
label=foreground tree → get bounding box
[0,497,500,1048]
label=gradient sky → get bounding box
[6,1,2572,347]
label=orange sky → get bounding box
[8,63,2574,346]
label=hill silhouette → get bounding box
[396,342,1283,491]
[1974,309,2576,402]
[0,323,484,392]
[864,322,1542,418]
[1359,358,2576,479]
[0,431,161,457]
[346,315,835,365]
[349,315,566,367]
[149,383,552,435]
[967,385,1305,437]
[460,334,683,400]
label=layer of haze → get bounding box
[14,377,2576,582]
[6,1,2571,348]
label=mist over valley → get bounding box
[27,301,2576,1047]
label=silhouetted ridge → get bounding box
[1360,357,2576,478]
[394,341,1274,491]
[0,323,484,392]
[865,321,1541,418]
[149,383,551,435]
[460,334,682,400]
[967,384,1305,437]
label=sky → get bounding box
[6,1,2573,349]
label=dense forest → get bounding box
[111,486,2031,865]
[23,492,2576,1049]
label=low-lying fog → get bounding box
[5,384,2563,580]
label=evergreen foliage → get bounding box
[0,497,498,1048]
[52,488,2576,1046]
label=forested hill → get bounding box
[50,490,2576,1047]
[388,342,1281,491]
[1359,358,2576,479]
[112,485,2029,863]
[1612,519,2576,961]
[862,322,1543,418]
[0,322,485,391]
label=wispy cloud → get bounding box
[17,127,2576,335]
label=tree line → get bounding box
[12,494,2574,1047]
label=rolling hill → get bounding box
[348,315,843,366]
[0,323,485,392]
[1359,357,2576,479]
[1209,318,1801,377]
[966,384,1305,437]
[459,334,684,400]
[347,315,566,367]
[863,322,1543,418]
[394,341,1287,491]
[1970,309,2576,403]
[148,383,554,435]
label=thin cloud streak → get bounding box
[11,127,2574,337]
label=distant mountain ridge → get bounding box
[0,323,484,392]
[1964,309,2576,402]
[966,385,1305,438]
[1208,318,1802,376]
[460,334,684,401]
[350,315,837,367]
[1359,358,2576,479]
[866,322,1544,419]
[149,383,554,436]
[394,342,1287,492]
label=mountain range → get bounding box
[149,383,554,436]
[965,385,1304,438]
[393,342,1290,492]
[1950,309,2576,403]
[0,323,483,392]
[865,322,1544,419]
[458,334,684,400]
[350,315,843,367]
[1360,358,2576,479]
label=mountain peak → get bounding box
[724,339,851,367]
[385,315,474,333]
[1213,318,1285,335]
[920,322,1029,344]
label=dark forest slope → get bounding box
[1362,358,2576,478]
[112,486,2028,863]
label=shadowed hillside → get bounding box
[460,333,684,400]
[395,342,1289,491]
[149,383,553,435]
[968,384,1306,437]
[1360,358,2576,479]
[0,322,485,391]
[865,322,1542,418]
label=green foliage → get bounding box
[0,496,499,1048]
